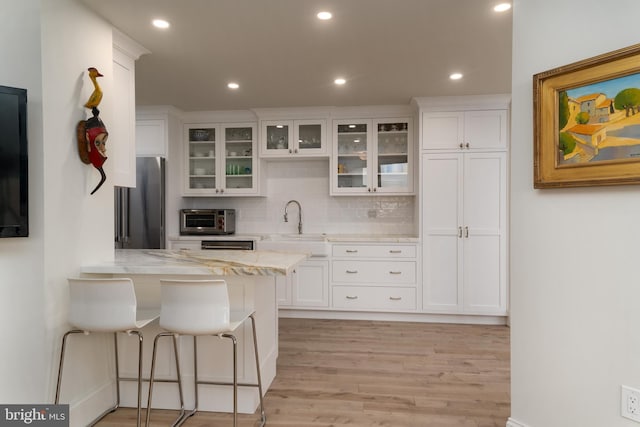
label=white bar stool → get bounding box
[55,278,159,427]
[146,279,266,427]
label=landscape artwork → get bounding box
[558,72,640,166]
[534,43,640,188]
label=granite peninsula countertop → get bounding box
[81,249,308,276]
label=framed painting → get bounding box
[534,43,640,188]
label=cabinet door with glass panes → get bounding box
[373,118,413,194]
[332,118,413,195]
[261,119,326,157]
[184,123,258,196]
[332,119,373,194]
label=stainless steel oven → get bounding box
[180,209,236,235]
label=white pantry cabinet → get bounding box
[183,123,260,196]
[422,110,507,151]
[260,119,327,158]
[331,118,414,195]
[421,152,507,315]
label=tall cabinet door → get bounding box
[462,152,507,314]
[421,153,463,312]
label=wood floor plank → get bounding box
[96,318,510,426]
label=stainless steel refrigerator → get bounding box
[114,157,166,249]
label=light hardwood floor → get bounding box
[98,318,510,427]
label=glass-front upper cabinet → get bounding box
[331,117,413,195]
[184,123,259,196]
[374,119,412,193]
[334,120,371,193]
[260,119,326,157]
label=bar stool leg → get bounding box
[249,314,266,426]
[129,330,144,427]
[222,333,238,427]
[171,334,186,427]
[55,329,84,404]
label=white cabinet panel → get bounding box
[422,110,507,151]
[293,260,329,307]
[136,119,166,157]
[421,151,507,315]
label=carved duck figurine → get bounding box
[84,67,103,110]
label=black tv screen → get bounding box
[0,85,28,238]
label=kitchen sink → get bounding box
[258,234,330,257]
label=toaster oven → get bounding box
[179,209,236,235]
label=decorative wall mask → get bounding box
[76,67,108,195]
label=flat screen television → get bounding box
[0,85,28,238]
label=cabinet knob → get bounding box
[289,148,292,153]
[294,148,298,153]
[373,187,377,192]
[220,188,224,193]
[459,143,464,149]
[368,188,372,192]
[465,142,470,149]
[215,189,219,194]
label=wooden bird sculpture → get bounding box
[77,67,108,195]
[84,67,103,110]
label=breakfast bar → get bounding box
[81,249,307,415]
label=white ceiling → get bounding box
[81,0,512,112]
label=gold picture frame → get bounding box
[534,43,640,188]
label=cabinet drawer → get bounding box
[332,260,416,284]
[332,286,416,311]
[332,244,416,258]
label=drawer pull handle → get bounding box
[346,270,358,274]
[389,250,402,254]
[389,296,402,301]
[346,295,358,300]
[346,249,358,253]
[389,271,402,275]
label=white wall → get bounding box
[1,1,117,425]
[0,0,46,404]
[510,1,640,426]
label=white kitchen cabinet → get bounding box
[331,118,413,195]
[260,119,327,158]
[110,30,149,187]
[421,152,507,315]
[183,123,260,196]
[136,119,166,157]
[422,110,507,151]
[277,259,329,308]
[331,243,418,312]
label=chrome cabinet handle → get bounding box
[389,271,402,275]
[465,226,469,238]
[389,296,402,301]
[346,249,358,253]
[346,270,358,274]
[458,226,463,238]
[389,250,402,254]
[346,295,358,300]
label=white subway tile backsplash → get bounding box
[197,159,415,236]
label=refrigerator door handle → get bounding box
[115,188,121,244]
[122,187,130,244]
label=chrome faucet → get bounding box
[284,200,303,234]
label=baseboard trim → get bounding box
[68,381,115,427]
[507,417,530,427]
[279,309,508,325]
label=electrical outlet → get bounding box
[622,385,640,422]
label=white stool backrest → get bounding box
[159,279,230,335]
[68,278,138,332]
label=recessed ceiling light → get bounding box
[317,11,332,20]
[494,3,511,12]
[152,19,170,29]
[227,82,239,89]
[449,73,463,80]
[334,78,346,85]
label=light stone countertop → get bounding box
[169,234,419,243]
[81,249,308,276]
